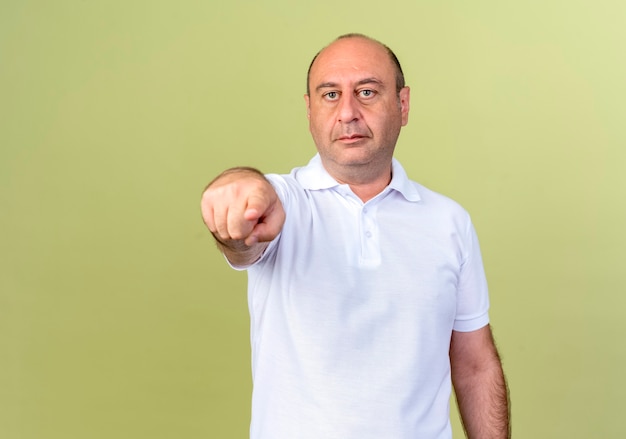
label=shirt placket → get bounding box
[359,202,381,267]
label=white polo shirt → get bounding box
[241,154,490,439]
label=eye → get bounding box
[357,89,376,99]
[323,91,339,101]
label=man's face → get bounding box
[305,37,410,181]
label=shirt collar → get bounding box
[389,157,421,202]
[293,154,421,202]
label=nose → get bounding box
[337,93,360,123]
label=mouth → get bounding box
[336,134,367,144]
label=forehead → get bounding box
[309,37,395,88]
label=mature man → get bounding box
[201,34,510,438]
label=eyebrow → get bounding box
[315,77,385,93]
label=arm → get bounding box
[450,325,510,439]
[200,167,285,267]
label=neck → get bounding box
[330,164,393,203]
[348,180,390,202]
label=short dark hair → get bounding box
[306,33,406,96]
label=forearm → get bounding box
[452,359,510,438]
[450,326,510,438]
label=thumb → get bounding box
[245,198,285,245]
[243,192,271,222]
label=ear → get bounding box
[304,94,311,119]
[399,86,410,126]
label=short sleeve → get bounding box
[453,218,490,332]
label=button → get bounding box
[365,231,372,238]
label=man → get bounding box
[201,34,510,438]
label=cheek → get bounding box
[309,113,333,134]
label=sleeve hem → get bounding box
[453,311,490,332]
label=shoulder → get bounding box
[393,164,470,223]
[264,155,338,205]
[414,181,468,215]
[391,158,468,213]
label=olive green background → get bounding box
[2,1,624,438]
